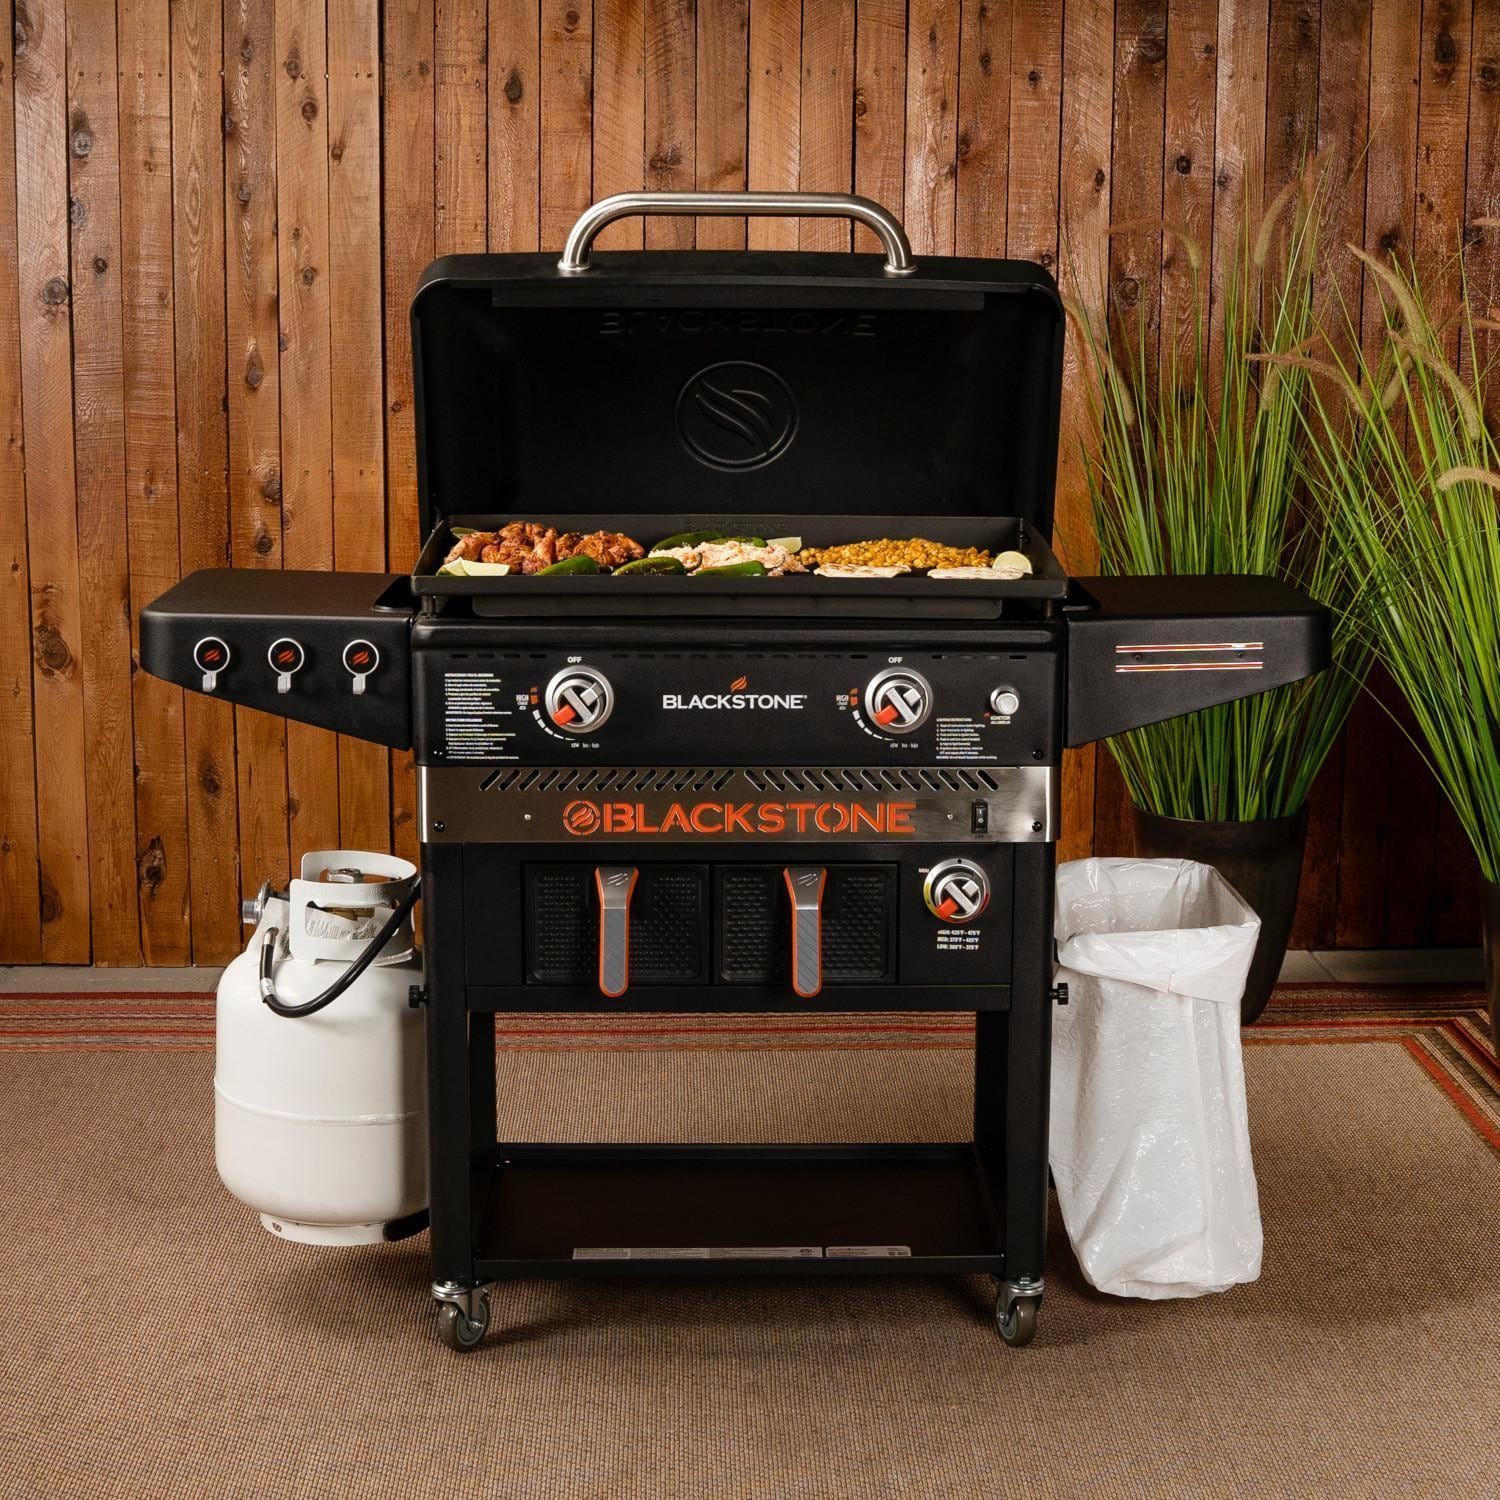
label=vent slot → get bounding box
[473,766,1008,795]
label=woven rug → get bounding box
[0,984,1495,1498]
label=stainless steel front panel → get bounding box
[418,764,1057,845]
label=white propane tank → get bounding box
[215,850,427,1245]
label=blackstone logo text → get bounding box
[662,692,809,711]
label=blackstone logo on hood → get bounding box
[676,361,797,471]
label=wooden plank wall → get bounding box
[0,0,1496,964]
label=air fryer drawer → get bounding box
[716,864,897,985]
[524,863,710,985]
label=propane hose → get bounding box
[260,877,422,1019]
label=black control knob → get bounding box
[343,639,379,695]
[193,637,231,692]
[267,638,305,694]
[864,667,933,734]
[923,858,991,923]
[544,666,614,733]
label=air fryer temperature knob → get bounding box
[923,858,991,923]
[544,666,614,733]
[864,667,933,734]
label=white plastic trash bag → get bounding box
[1050,858,1264,1299]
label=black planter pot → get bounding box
[1131,805,1310,1026]
[1482,881,1500,1053]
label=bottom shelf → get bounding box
[473,1143,1004,1278]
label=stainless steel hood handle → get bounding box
[557,191,918,276]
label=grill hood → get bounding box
[410,250,1064,540]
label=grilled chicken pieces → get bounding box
[556,530,646,569]
[443,523,644,574]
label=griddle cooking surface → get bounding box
[412,512,1067,620]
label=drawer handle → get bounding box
[783,867,827,999]
[595,867,638,999]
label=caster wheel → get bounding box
[996,1294,1040,1348]
[437,1292,490,1352]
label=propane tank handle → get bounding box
[259,878,422,1019]
[557,191,918,276]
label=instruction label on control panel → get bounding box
[442,672,518,760]
[934,716,989,760]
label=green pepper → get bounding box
[719,535,767,548]
[614,555,687,576]
[536,554,602,576]
[650,529,724,552]
[695,561,768,578]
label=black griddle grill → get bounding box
[141,192,1329,1351]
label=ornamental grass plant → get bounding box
[1068,175,1366,822]
[1298,251,1500,881]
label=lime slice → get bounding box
[767,535,802,552]
[439,559,511,577]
